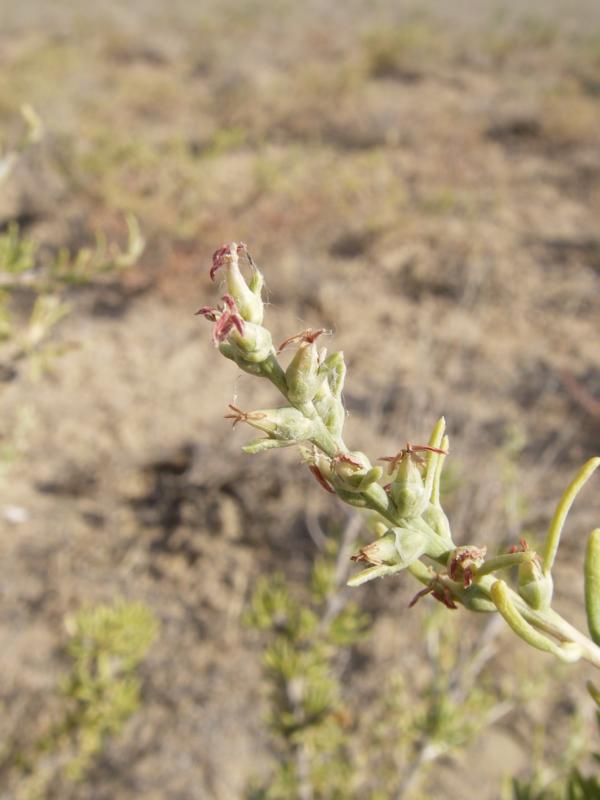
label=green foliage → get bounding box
[513,770,600,800]
[245,541,368,799]
[363,21,441,80]
[511,710,600,800]
[4,601,158,796]
[54,601,158,779]
[246,528,522,799]
[0,219,143,375]
[0,223,38,276]
[0,109,144,378]
[0,104,42,184]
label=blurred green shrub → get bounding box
[245,531,368,800]
[0,214,143,378]
[245,523,523,799]
[0,108,144,379]
[4,601,158,798]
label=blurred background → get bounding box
[1,0,599,798]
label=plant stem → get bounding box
[542,457,600,575]
[472,574,600,669]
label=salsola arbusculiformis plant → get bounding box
[197,242,600,681]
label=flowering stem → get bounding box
[259,352,289,396]
[199,242,600,677]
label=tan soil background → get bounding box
[1,0,600,797]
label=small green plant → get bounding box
[512,709,600,799]
[4,601,158,798]
[1,109,144,378]
[362,21,440,81]
[197,243,600,693]
[513,770,600,800]
[246,517,535,799]
[0,104,42,185]
[0,215,144,378]
[245,521,368,799]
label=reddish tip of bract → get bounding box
[210,244,233,280]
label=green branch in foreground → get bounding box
[197,242,600,678]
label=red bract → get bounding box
[195,294,245,346]
[210,244,233,280]
[308,464,335,494]
[210,242,251,280]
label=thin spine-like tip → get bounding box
[490,579,581,663]
[424,418,447,502]
[428,418,446,449]
[347,563,402,587]
[542,457,600,575]
[431,434,449,506]
[585,528,600,646]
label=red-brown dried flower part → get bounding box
[277,328,327,354]
[210,245,232,280]
[350,532,399,566]
[448,545,487,588]
[195,294,245,346]
[224,404,267,428]
[509,538,530,554]
[332,453,364,468]
[210,242,250,281]
[409,579,458,610]
[308,464,335,494]
[379,442,448,474]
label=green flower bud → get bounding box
[211,243,264,324]
[226,405,316,444]
[393,527,428,566]
[314,392,345,438]
[422,503,452,540]
[351,531,400,567]
[331,451,383,493]
[391,454,428,518]
[219,342,265,376]
[319,351,346,398]
[313,352,346,437]
[348,526,427,586]
[517,556,553,610]
[228,322,272,363]
[285,338,323,404]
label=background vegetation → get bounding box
[1,0,599,797]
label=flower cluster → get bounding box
[198,243,600,680]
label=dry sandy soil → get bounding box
[1,1,600,798]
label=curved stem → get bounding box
[542,457,600,575]
[472,573,600,669]
[585,529,600,646]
